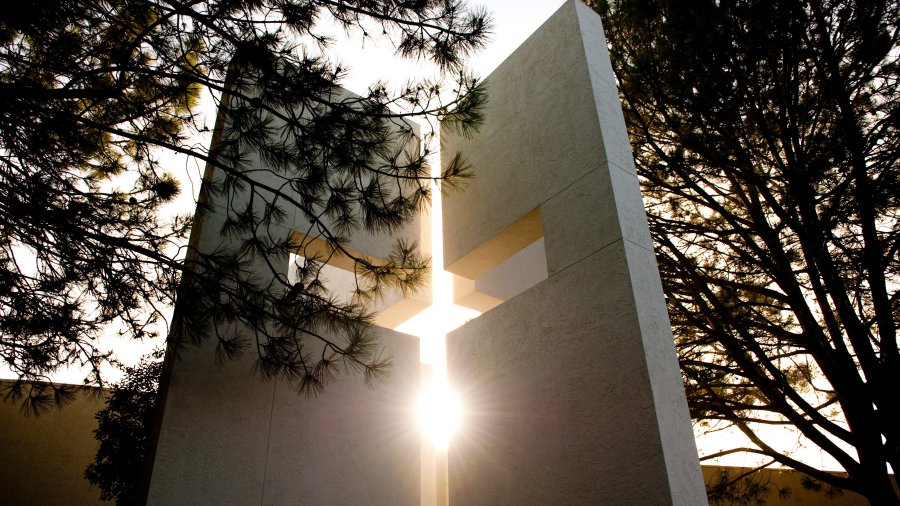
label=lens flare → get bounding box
[418,381,461,449]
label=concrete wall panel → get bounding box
[147,86,425,505]
[441,1,606,273]
[0,383,106,505]
[448,249,681,505]
[261,329,420,506]
[147,348,272,504]
[443,1,707,504]
[147,329,420,505]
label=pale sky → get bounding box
[331,0,567,93]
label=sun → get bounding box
[418,380,461,449]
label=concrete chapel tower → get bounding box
[145,1,707,504]
[441,1,706,504]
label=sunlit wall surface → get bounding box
[440,2,707,504]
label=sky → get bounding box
[331,0,567,93]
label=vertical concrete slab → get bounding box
[443,1,707,504]
[261,329,421,506]
[441,1,606,272]
[145,347,273,504]
[147,328,420,506]
[147,88,425,505]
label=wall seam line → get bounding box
[548,234,657,280]
[259,379,278,505]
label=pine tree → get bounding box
[85,350,163,505]
[0,0,488,409]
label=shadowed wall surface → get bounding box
[144,87,425,505]
[0,382,106,506]
[146,330,421,505]
[702,467,879,505]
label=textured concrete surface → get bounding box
[147,328,421,505]
[443,1,707,504]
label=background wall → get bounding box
[0,382,106,506]
[702,467,875,506]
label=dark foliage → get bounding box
[85,351,162,505]
[595,0,898,503]
[0,0,489,408]
[705,467,785,506]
